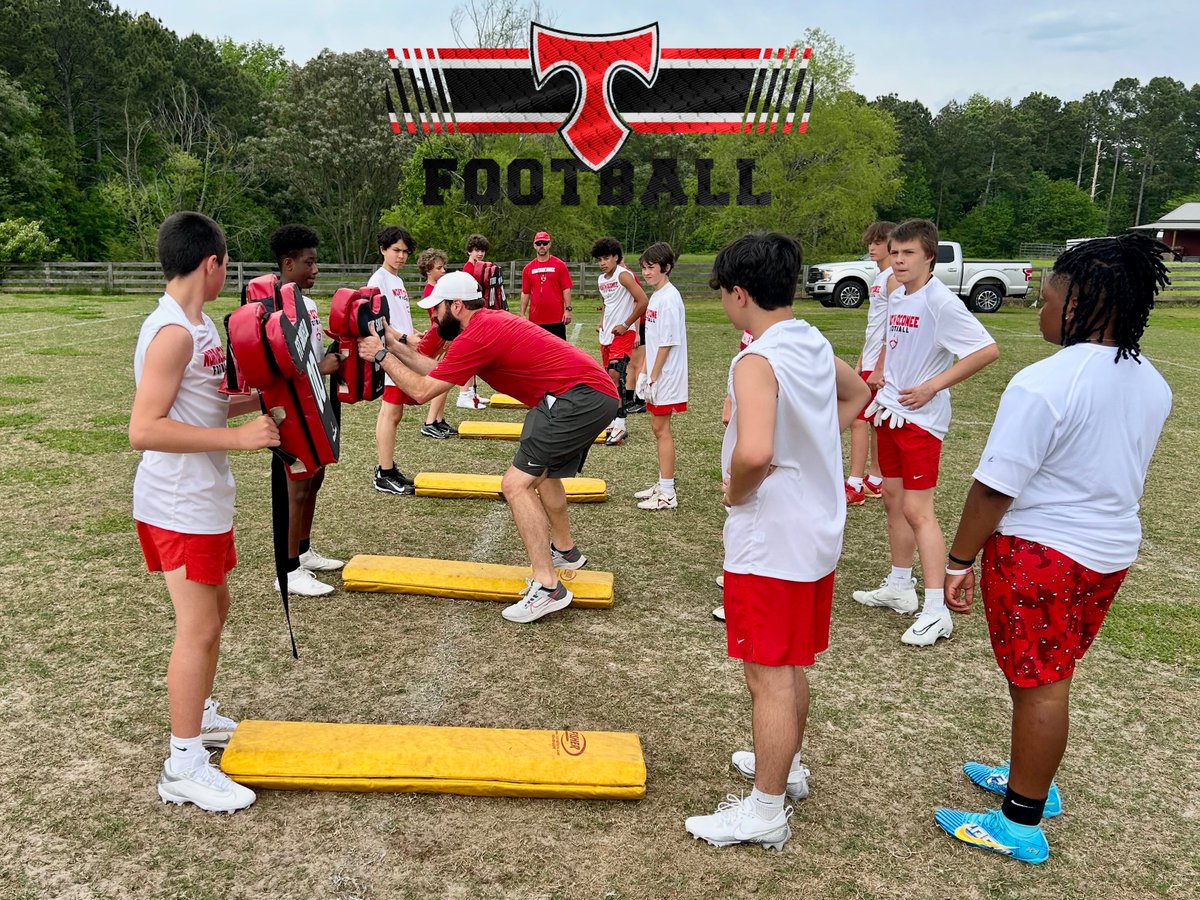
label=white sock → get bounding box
[168,734,207,771]
[790,752,803,774]
[847,476,864,490]
[922,588,947,616]
[202,697,216,728]
[658,477,675,496]
[750,787,786,820]
[866,474,883,487]
[614,417,626,430]
[888,566,913,588]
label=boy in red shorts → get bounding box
[852,219,999,647]
[685,233,868,850]
[935,235,1173,864]
[592,236,648,446]
[415,247,455,438]
[130,212,279,811]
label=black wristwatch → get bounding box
[374,347,388,364]
[398,333,408,344]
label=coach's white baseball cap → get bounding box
[418,270,482,309]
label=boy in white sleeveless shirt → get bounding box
[592,236,649,446]
[686,233,869,851]
[131,212,279,812]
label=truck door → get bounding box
[933,243,961,293]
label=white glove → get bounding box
[864,398,907,429]
[635,372,648,400]
[643,379,657,406]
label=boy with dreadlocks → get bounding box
[933,234,1173,864]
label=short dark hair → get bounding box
[466,233,490,253]
[889,219,938,272]
[638,241,675,274]
[591,236,623,261]
[1047,233,1170,363]
[269,224,320,268]
[157,212,226,281]
[708,232,802,310]
[417,248,448,278]
[862,221,896,245]
[378,225,415,253]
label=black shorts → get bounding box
[537,322,567,340]
[512,385,618,479]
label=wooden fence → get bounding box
[2,260,1198,302]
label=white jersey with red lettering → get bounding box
[368,267,413,387]
[861,265,892,372]
[302,295,325,357]
[643,281,688,405]
[876,276,995,440]
[597,264,636,346]
[132,294,235,534]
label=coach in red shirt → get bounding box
[520,231,573,339]
[359,271,618,625]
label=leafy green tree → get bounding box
[0,217,59,263]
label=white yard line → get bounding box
[0,313,143,339]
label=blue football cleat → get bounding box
[962,761,1063,818]
[934,808,1050,865]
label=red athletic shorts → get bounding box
[647,401,687,416]
[382,385,415,407]
[981,533,1127,688]
[723,570,835,667]
[856,369,878,422]
[875,420,942,489]
[136,521,237,585]
[601,331,636,366]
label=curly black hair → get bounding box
[268,224,320,268]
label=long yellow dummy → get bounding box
[342,555,614,608]
[413,472,607,502]
[221,720,646,799]
[458,421,606,442]
[484,393,528,409]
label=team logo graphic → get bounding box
[555,730,588,756]
[385,22,815,171]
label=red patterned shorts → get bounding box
[980,533,1127,688]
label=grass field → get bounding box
[0,291,1197,900]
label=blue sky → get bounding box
[123,0,1199,109]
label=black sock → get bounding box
[286,556,301,574]
[1001,786,1046,826]
[299,538,310,555]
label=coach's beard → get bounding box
[436,310,462,342]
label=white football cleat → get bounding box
[275,568,334,597]
[730,750,811,800]
[158,756,255,812]
[901,609,954,646]
[685,794,792,850]
[852,579,918,615]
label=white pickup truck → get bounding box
[803,241,1032,313]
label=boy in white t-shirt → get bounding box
[592,236,649,446]
[846,221,898,505]
[685,233,869,851]
[852,219,999,647]
[934,234,1172,864]
[131,212,279,812]
[633,242,688,510]
[367,226,418,495]
[269,225,344,597]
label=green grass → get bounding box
[0,412,42,428]
[0,290,1197,900]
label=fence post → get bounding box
[106,262,114,293]
[509,259,516,295]
[237,262,244,295]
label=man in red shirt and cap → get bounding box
[520,231,573,339]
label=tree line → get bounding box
[1,0,1197,268]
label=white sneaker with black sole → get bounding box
[852,579,919,615]
[604,425,627,446]
[901,609,954,646]
[298,548,343,572]
[730,750,811,800]
[158,756,256,812]
[502,581,573,623]
[275,568,334,597]
[685,794,792,850]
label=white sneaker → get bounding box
[730,751,811,800]
[275,568,334,597]
[712,605,725,621]
[158,756,256,812]
[901,609,954,646]
[715,574,724,589]
[685,793,792,850]
[604,425,627,446]
[637,490,677,510]
[502,580,573,624]
[457,388,489,409]
[634,484,659,500]
[200,699,238,748]
[852,579,918,615]
[298,548,344,571]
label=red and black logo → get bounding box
[385,22,814,172]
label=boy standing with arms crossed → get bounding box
[633,242,688,510]
[368,226,418,495]
[130,212,279,811]
[852,219,999,647]
[935,235,1172,864]
[846,221,898,505]
[686,233,868,850]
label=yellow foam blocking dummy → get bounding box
[414,472,607,502]
[342,555,614,608]
[220,720,646,799]
[486,392,528,409]
[458,421,606,443]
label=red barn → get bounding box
[1132,202,1200,260]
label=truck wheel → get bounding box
[833,279,866,309]
[968,282,1004,313]
[818,296,835,307]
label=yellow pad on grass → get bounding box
[221,720,646,799]
[458,420,606,443]
[486,392,528,409]
[342,554,614,607]
[414,472,607,502]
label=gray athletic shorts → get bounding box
[512,385,618,479]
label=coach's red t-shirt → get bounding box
[521,255,572,325]
[431,309,617,408]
